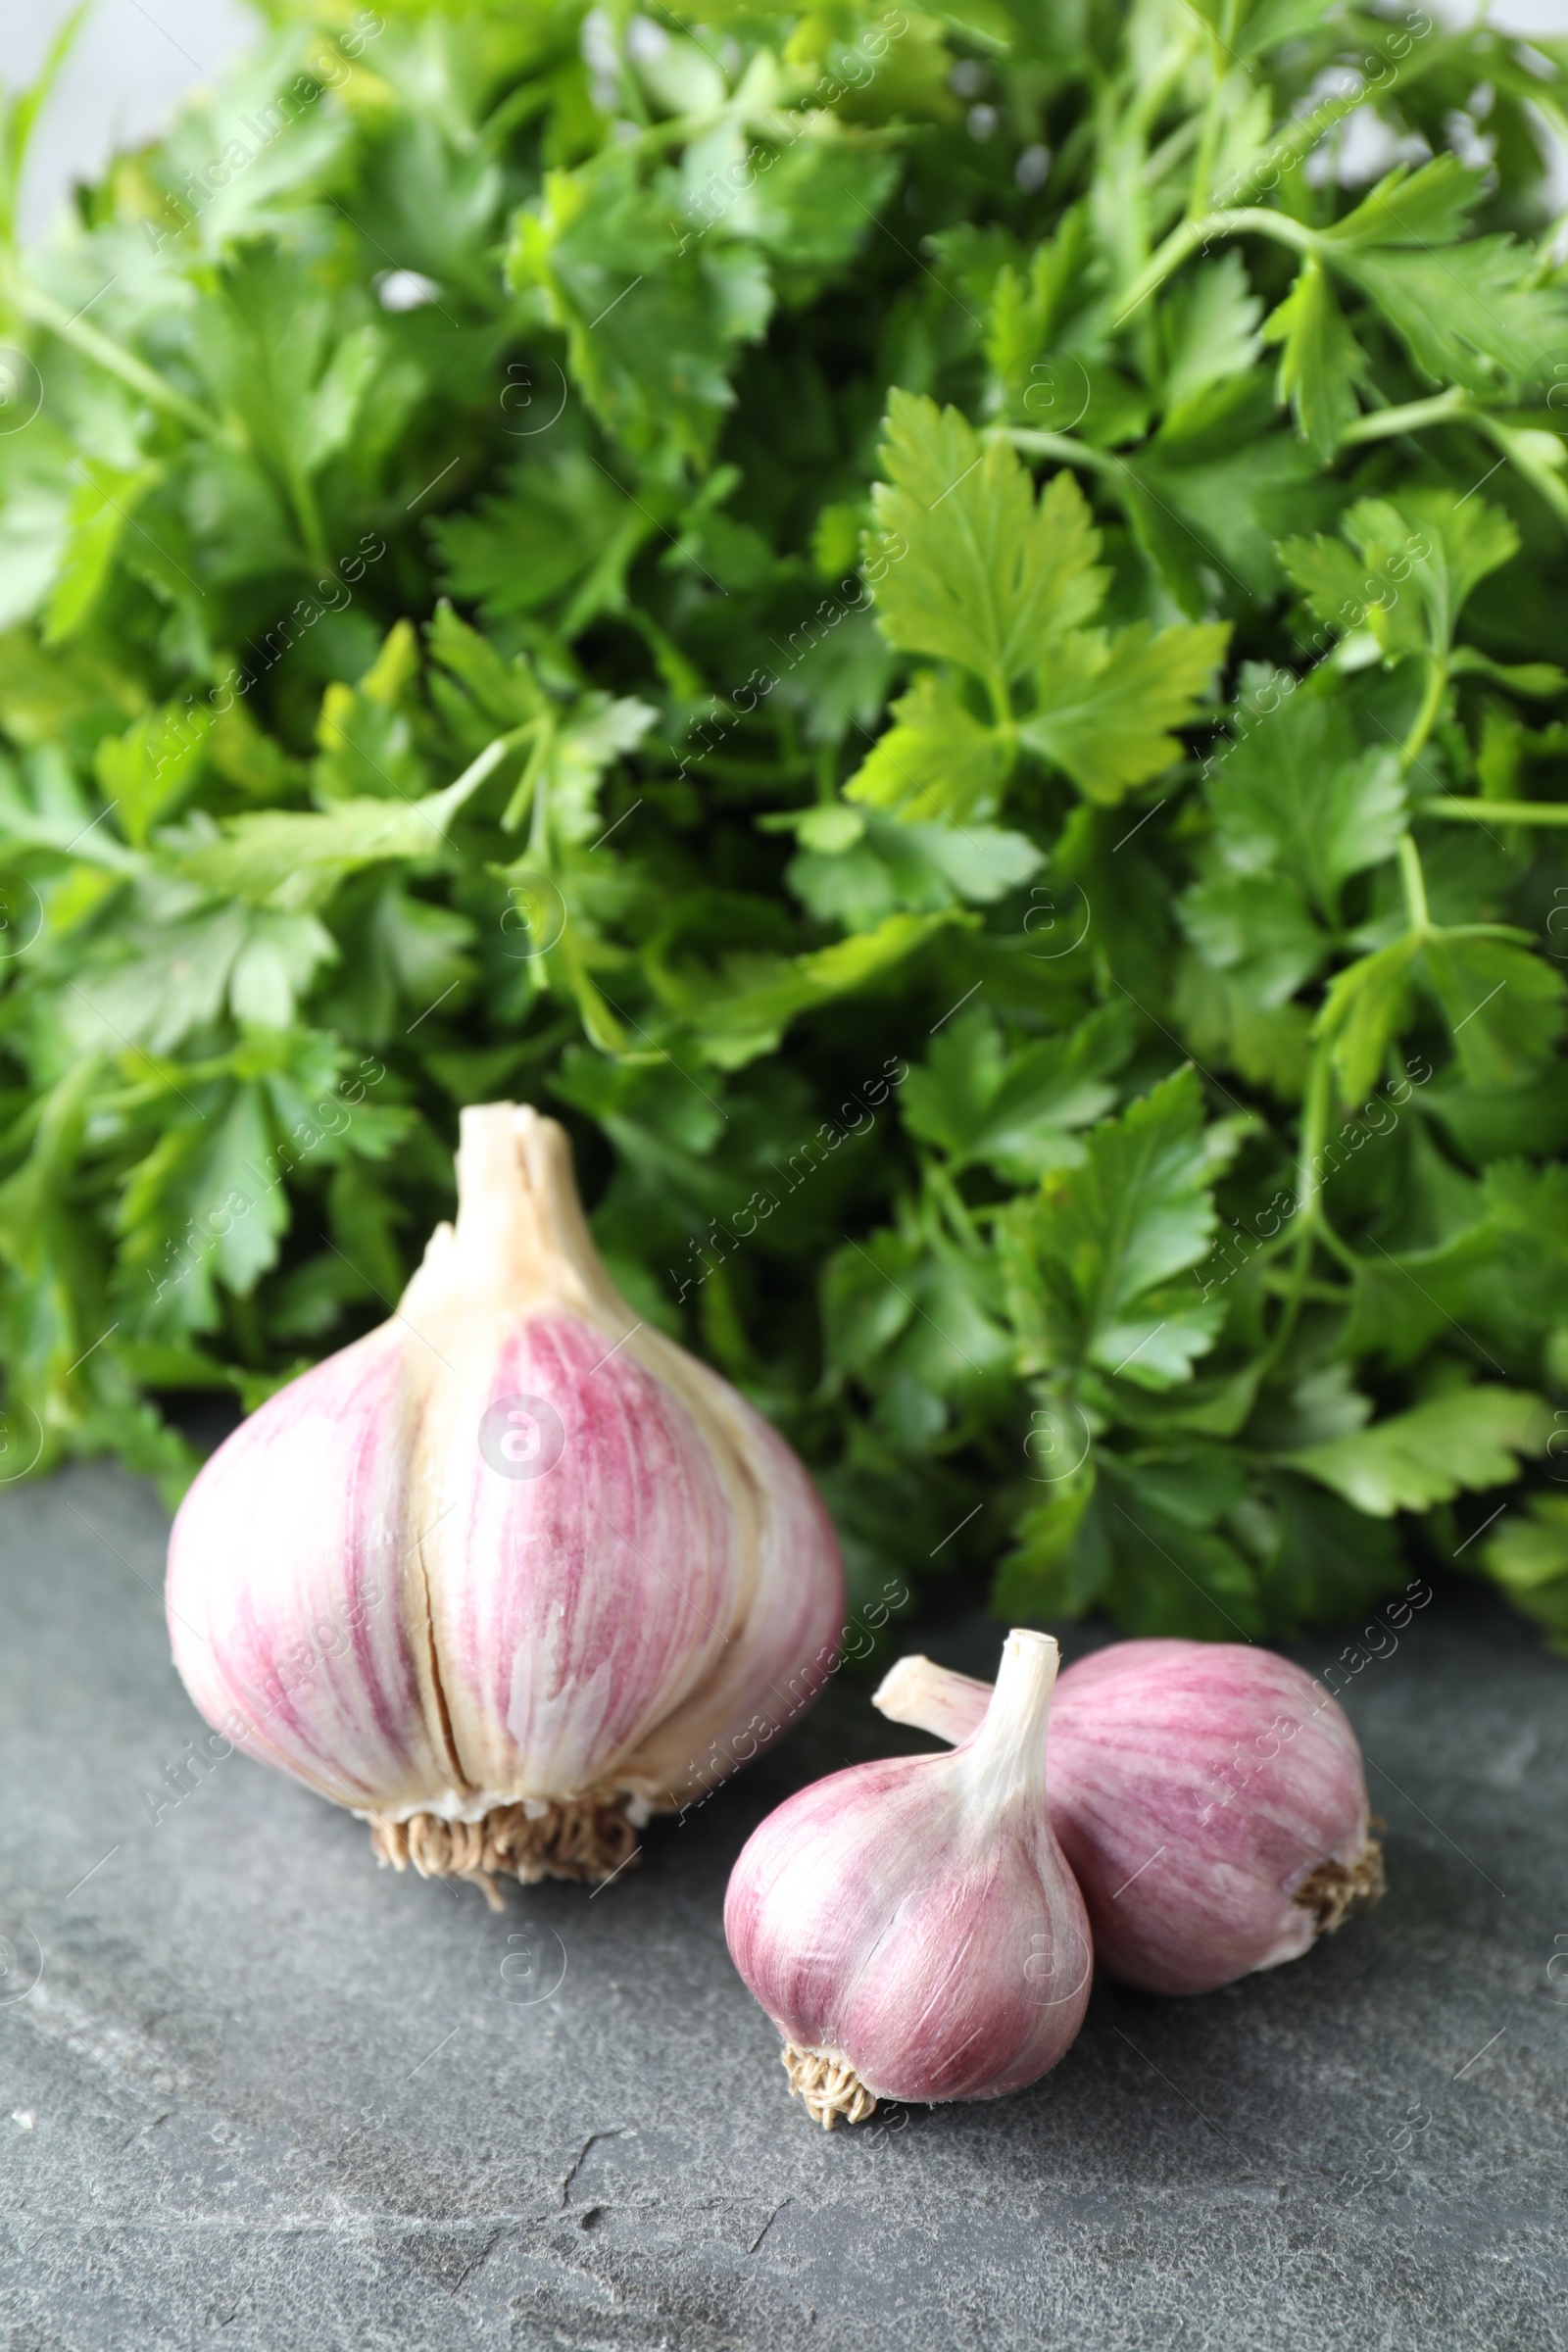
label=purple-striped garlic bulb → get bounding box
[874,1639,1383,1996]
[166,1102,844,1906]
[725,1631,1092,2127]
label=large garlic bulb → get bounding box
[166,1103,845,1903]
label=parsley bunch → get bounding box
[3,0,1568,1644]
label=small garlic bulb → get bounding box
[166,1103,844,1904]
[725,1631,1092,2127]
[875,1638,1383,1996]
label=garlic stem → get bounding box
[873,1654,989,1746]
[412,1102,622,1319]
[957,1630,1058,1815]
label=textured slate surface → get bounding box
[1,1461,1565,2351]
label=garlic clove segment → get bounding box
[166,1103,845,1903]
[874,1639,1383,1996]
[724,1630,1093,2126]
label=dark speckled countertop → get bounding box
[2,1462,1565,2351]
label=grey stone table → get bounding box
[2,1463,1565,2352]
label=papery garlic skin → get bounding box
[875,1639,1382,1997]
[166,1104,845,1899]
[725,1631,1092,2126]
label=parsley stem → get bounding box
[1260,1272,1350,1303]
[1261,1039,1336,1371]
[501,719,551,831]
[529,718,557,856]
[927,1160,979,1251]
[997,427,1119,479]
[1401,657,1447,773]
[286,464,330,573]
[1345,400,1568,538]
[451,730,531,811]
[1185,5,1238,221]
[578,102,802,175]
[1111,208,1317,326]
[1340,391,1473,444]
[1293,1043,1332,1237]
[10,275,220,439]
[1143,115,1201,190]
[1315,1218,1361,1277]
[1344,396,1568,534]
[1425,798,1568,824]
[1397,836,1431,935]
[1475,415,1568,536]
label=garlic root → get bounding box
[1294,1839,1386,1936]
[368,1794,645,1910]
[783,2045,878,2130]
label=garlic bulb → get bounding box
[166,1102,845,1904]
[874,1639,1383,1996]
[725,1631,1092,2127]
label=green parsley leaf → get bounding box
[1262,254,1367,459]
[843,673,1010,824]
[1330,224,1566,395]
[8,0,1568,1651]
[865,392,1106,690]
[1314,936,1423,1106]
[901,1002,1134,1181]
[179,742,505,910]
[508,156,773,468]
[1000,1067,1233,1391]
[1200,682,1407,917]
[1482,1494,1568,1646]
[1289,1385,1549,1515]
[1021,619,1229,804]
